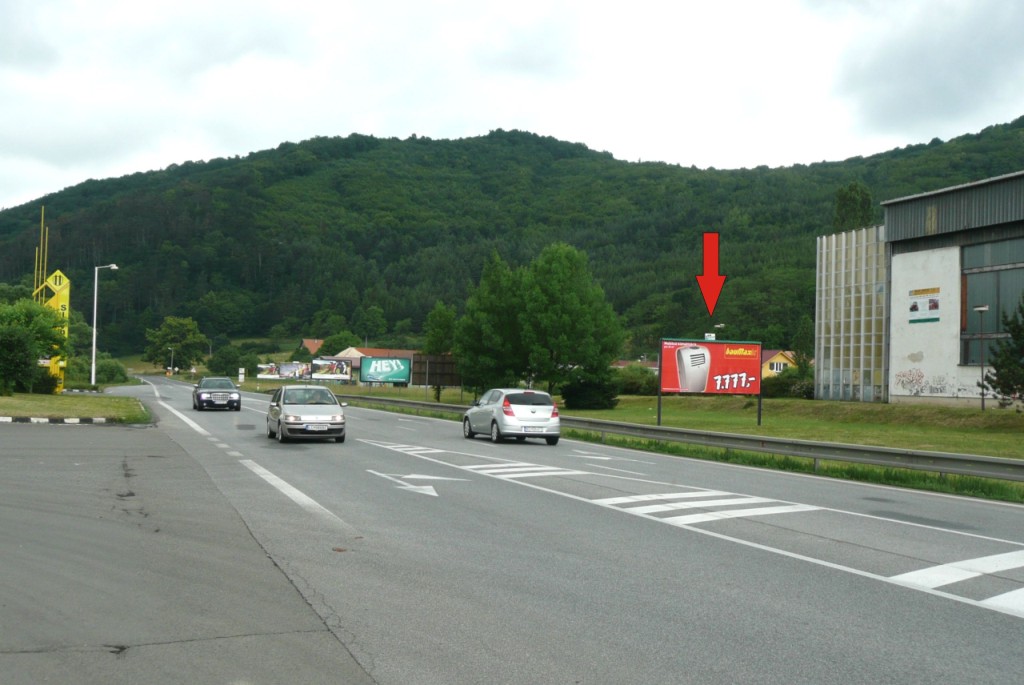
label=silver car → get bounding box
[266,385,347,443]
[463,388,560,445]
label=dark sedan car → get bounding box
[192,376,241,411]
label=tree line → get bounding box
[1,119,1024,363]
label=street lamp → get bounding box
[168,347,175,376]
[974,305,989,411]
[90,263,118,386]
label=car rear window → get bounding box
[506,392,553,406]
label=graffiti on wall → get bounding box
[894,368,975,397]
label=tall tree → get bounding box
[142,316,210,371]
[454,252,528,392]
[520,243,626,393]
[984,295,1024,411]
[834,180,874,231]
[423,300,457,355]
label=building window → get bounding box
[769,362,788,373]
[961,238,1024,365]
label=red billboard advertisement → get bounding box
[660,339,762,394]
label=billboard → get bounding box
[660,339,762,394]
[361,357,412,384]
[257,362,310,379]
[311,358,351,381]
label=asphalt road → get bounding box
[2,376,1022,684]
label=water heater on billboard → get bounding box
[676,344,710,392]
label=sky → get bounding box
[2,0,1024,210]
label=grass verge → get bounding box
[0,392,151,424]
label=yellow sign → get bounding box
[40,269,71,392]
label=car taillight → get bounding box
[552,402,559,418]
[502,398,515,416]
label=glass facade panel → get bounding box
[815,226,888,402]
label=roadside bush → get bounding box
[614,363,659,396]
[761,367,814,399]
[561,374,620,410]
[96,358,129,384]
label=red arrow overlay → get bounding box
[696,232,726,316]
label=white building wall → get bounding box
[888,247,977,402]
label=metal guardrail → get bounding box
[338,395,1024,483]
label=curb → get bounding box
[0,417,108,424]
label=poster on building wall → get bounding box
[908,287,940,323]
[660,339,762,394]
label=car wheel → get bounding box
[335,434,346,443]
[235,405,241,411]
[546,436,560,446]
[196,402,203,411]
[463,418,475,439]
[276,422,287,443]
[490,421,502,443]
[266,420,275,439]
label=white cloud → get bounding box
[1,0,1022,209]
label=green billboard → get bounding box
[361,357,412,384]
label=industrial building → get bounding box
[815,170,1024,404]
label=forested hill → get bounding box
[2,118,1024,356]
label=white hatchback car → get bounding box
[463,388,560,445]
[266,385,347,443]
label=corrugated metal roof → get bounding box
[881,169,1024,206]
[881,170,1024,243]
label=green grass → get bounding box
[0,392,150,423]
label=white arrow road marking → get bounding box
[367,470,439,496]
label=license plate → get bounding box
[524,426,543,432]
[306,424,329,431]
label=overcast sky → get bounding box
[2,0,1023,210]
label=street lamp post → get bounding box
[974,305,990,411]
[90,263,118,386]
[168,347,175,376]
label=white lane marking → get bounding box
[890,550,1024,589]
[594,491,730,505]
[463,463,589,479]
[361,439,1024,620]
[240,460,355,530]
[982,587,1024,613]
[629,496,774,515]
[665,504,821,526]
[158,401,210,436]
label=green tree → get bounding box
[142,316,210,371]
[423,301,457,355]
[984,295,1024,411]
[521,243,626,393]
[352,304,387,342]
[207,344,242,376]
[0,299,68,395]
[423,300,457,400]
[454,252,528,392]
[322,330,361,355]
[834,180,874,231]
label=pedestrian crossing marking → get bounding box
[890,550,1024,589]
